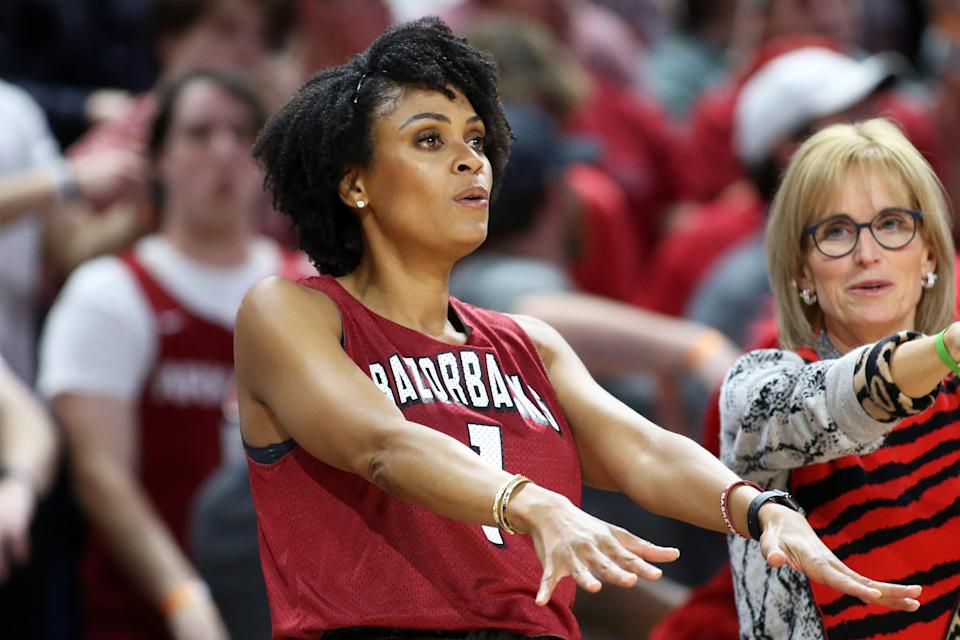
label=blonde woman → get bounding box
[722,118,960,639]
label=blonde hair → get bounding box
[766,118,955,350]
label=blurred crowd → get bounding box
[1,0,959,638]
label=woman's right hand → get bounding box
[509,484,680,605]
[757,503,922,611]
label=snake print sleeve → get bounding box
[719,331,936,484]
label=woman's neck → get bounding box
[340,255,461,342]
[822,319,912,355]
[162,217,253,268]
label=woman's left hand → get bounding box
[758,504,922,611]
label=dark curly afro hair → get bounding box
[253,16,512,276]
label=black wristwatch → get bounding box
[746,490,805,541]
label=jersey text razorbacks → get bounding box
[367,349,561,432]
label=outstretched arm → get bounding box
[722,329,954,483]
[512,314,922,609]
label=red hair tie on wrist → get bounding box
[721,479,762,539]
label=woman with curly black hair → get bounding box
[235,17,920,640]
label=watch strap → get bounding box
[746,489,804,541]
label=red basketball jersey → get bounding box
[248,275,583,639]
[81,253,236,639]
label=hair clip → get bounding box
[353,73,369,105]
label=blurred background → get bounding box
[0,0,957,638]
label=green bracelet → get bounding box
[935,328,960,377]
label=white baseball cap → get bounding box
[735,47,904,166]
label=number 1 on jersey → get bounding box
[467,422,506,546]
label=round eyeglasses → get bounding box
[803,207,923,258]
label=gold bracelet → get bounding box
[493,474,531,535]
[492,477,513,530]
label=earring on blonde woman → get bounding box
[800,288,817,305]
[923,272,938,289]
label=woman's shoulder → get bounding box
[721,347,814,401]
[502,312,557,345]
[237,275,343,344]
[730,346,808,373]
[502,312,566,372]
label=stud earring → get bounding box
[356,200,366,208]
[800,288,817,305]
[922,271,938,289]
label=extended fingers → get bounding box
[760,513,923,614]
[569,558,603,592]
[776,540,922,612]
[580,540,639,586]
[867,580,923,602]
[873,593,922,612]
[595,535,663,581]
[610,527,680,565]
[533,515,682,605]
[536,553,600,606]
[555,542,625,593]
[812,558,883,602]
[536,536,657,606]
[536,556,561,605]
[829,567,922,610]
